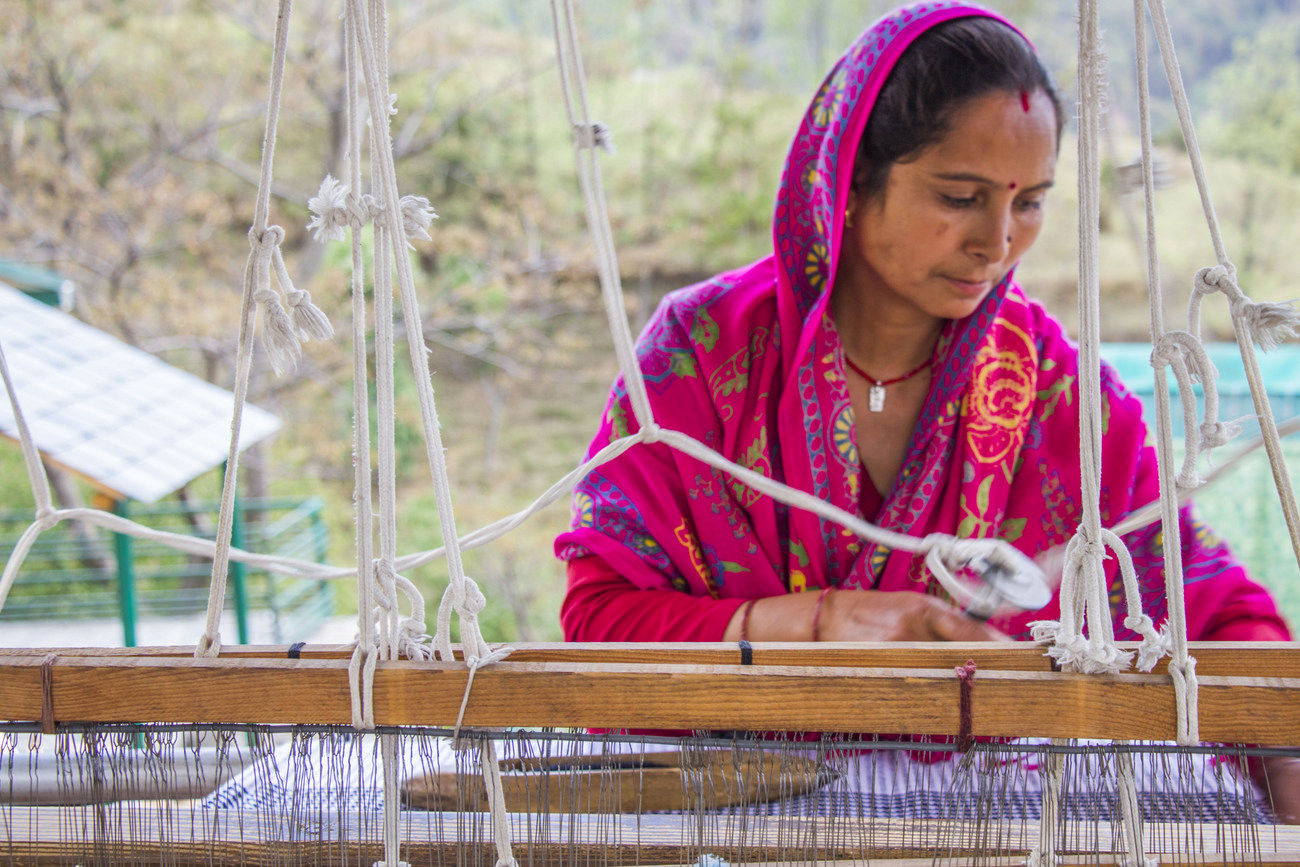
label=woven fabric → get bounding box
[203,735,1269,825]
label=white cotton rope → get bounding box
[548,0,654,429]
[1030,4,1154,865]
[365,0,401,668]
[341,1,513,863]
[1031,0,1131,676]
[352,4,423,864]
[1144,0,1300,572]
[195,0,297,660]
[4,407,1293,623]
[340,2,380,729]
[1134,0,1199,745]
[0,337,54,522]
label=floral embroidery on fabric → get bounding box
[963,320,1037,465]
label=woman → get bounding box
[554,1,1296,816]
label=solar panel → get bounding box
[0,283,281,503]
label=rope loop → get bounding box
[247,224,302,375]
[1193,262,1238,298]
[921,534,1048,617]
[639,423,664,444]
[1199,419,1242,449]
[1168,655,1200,744]
[572,121,614,152]
[249,223,286,252]
[443,575,488,619]
[1148,338,1181,369]
[195,631,222,659]
[347,641,380,729]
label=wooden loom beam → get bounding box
[7,640,1300,675]
[2,643,1299,743]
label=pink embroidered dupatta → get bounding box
[555,2,1284,642]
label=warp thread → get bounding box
[955,658,977,752]
[40,653,56,735]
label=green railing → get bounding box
[0,497,334,645]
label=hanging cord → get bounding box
[548,0,653,429]
[343,0,484,668]
[334,4,382,734]
[1031,0,1131,676]
[366,0,400,668]
[1134,0,1199,746]
[1150,331,1239,488]
[1144,0,1300,574]
[343,1,511,864]
[7,409,1293,620]
[195,0,296,659]
[1030,6,1153,866]
[0,338,56,526]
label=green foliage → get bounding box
[1204,24,1300,173]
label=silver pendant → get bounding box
[868,383,885,412]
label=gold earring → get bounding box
[845,208,853,228]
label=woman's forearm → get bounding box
[724,588,1008,642]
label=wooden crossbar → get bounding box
[2,643,1299,742]
[7,640,1300,675]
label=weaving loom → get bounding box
[3,0,1300,865]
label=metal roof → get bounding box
[0,282,280,503]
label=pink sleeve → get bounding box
[1197,578,1292,641]
[562,556,747,642]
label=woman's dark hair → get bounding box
[853,16,1065,200]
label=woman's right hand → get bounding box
[820,589,1009,641]
[725,588,1009,642]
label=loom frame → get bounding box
[3,641,1298,742]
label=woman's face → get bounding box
[841,89,1058,324]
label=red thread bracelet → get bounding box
[811,586,835,642]
[739,599,757,642]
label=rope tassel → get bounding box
[307,174,351,242]
[249,225,303,376]
[398,195,438,244]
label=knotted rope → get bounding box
[1144,0,1300,576]
[1029,5,1155,865]
[197,0,297,660]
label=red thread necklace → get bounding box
[843,352,932,412]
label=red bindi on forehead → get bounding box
[1008,182,1017,190]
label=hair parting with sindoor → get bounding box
[854,15,1065,200]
